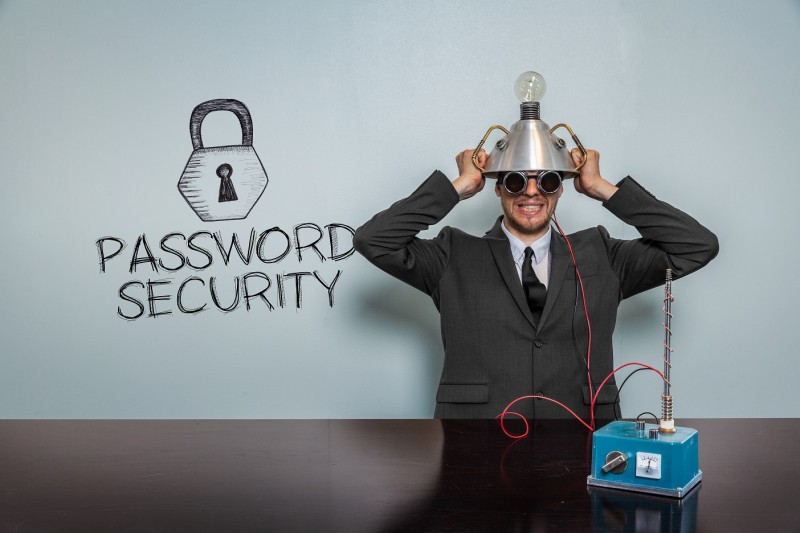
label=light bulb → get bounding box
[514,71,546,103]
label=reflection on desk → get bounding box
[589,485,700,532]
[0,419,797,532]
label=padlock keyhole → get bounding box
[216,163,238,203]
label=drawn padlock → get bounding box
[178,99,268,221]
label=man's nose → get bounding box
[523,176,540,196]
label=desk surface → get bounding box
[0,419,798,532]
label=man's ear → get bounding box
[495,182,502,198]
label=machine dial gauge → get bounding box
[635,452,662,479]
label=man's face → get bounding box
[495,173,563,242]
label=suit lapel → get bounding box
[485,218,537,329]
[485,219,574,331]
[540,231,571,329]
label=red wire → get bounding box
[497,395,594,439]
[494,215,668,436]
[496,364,665,437]
[552,213,595,428]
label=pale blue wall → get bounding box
[1,0,798,418]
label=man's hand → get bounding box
[571,148,618,202]
[452,149,487,201]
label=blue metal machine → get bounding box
[587,271,701,498]
[587,420,701,498]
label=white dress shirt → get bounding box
[500,221,552,288]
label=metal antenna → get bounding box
[660,269,676,433]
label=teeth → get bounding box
[520,205,542,213]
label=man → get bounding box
[353,148,718,420]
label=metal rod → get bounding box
[660,269,677,433]
[663,269,673,397]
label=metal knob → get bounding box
[602,451,628,474]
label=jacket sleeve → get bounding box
[353,171,460,295]
[601,176,720,298]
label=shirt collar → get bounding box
[501,221,552,265]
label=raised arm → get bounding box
[601,177,719,298]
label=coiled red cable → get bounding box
[496,214,666,438]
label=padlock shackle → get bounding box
[190,99,254,150]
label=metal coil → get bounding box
[663,269,674,397]
[661,394,674,421]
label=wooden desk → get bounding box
[0,419,797,532]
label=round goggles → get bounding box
[501,170,563,195]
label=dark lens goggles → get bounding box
[501,170,563,195]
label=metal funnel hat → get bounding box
[472,71,586,180]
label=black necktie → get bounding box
[522,247,547,323]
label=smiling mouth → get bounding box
[517,204,544,215]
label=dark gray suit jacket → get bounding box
[354,172,718,419]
